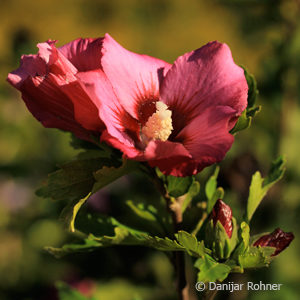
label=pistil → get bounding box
[141,101,173,143]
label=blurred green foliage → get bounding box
[0,0,300,299]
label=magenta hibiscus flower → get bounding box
[7,34,248,176]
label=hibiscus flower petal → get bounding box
[7,40,102,140]
[176,105,236,166]
[42,42,104,131]
[77,70,140,149]
[144,140,191,161]
[100,33,171,119]
[58,78,105,132]
[101,130,141,159]
[7,40,77,89]
[37,40,78,76]
[7,55,46,89]
[19,75,92,140]
[59,38,104,72]
[152,106,236,176]
[149,157,211,177]
[6,41,65,89]
[160,41,248,135]
[101,132,191,168]
[146,141,194,176]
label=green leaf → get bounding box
[123,200,168,236]
[92,159,139,193]
[46,215,211,259]
[64,159,139,232]
[56,281,96,300]
[205,166,219,200]
[166,175,194,198]
[246,156,286,222]
[36,149,120,202]
[247,105,261,118]
[64,193,91,232]
[230,67,260,134]
[45,238,101,258]
[205,166,225,213]
[207,187,224,214]
[175,231,206,257]
[230,110,251,134]
[232,222,275,269]
[240,222,250,251]
[224,259,244,274]
[46,214,185,258]
[232,221,250,261]
[156,171,199,213]
[69,133,100,150]
[47,230,185,258]
[238,246,275,269]
[263,155,286,186]
[181,180,200,213]
[195,254,231,283]
[37,147,140,234]
[126,200,157,222]
[244,67,259,108]
[230,107,261,134]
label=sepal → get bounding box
[205,217,238,260]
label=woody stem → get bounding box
[170,203,189,300]
[145,165,189,300]
[202,289,218,300]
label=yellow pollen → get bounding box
[141,101,173,142]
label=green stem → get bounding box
[143,165,189,299]
[192,211,207,236]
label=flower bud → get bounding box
[253,228,294,256]
[212,199,232,238]
[205,199,238,259]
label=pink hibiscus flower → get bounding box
[7,34,248,176]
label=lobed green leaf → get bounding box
[181,180,200,213]
[46,215,211,259]
[238,246,275,269]
[205,166,219,201]
[195,254,231,283]
[123,200,169,236]
[166,175,194,198]
[92,159,139,193]
[246,156,286,222]
[37,146,141,232]
[232,222,276,270]
[205,166,225,213]
[175,231,206,257]
[36,149,120,202]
